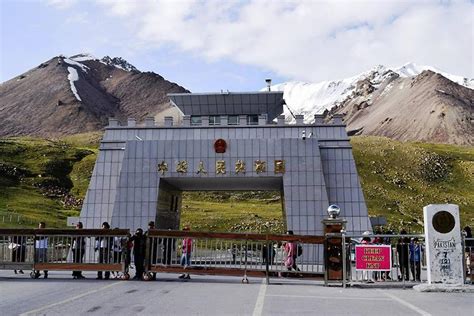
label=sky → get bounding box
[0,0,473,92]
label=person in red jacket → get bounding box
[179,226,192,280]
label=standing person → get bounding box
[112,228,123,278]
[72,222,86,279]
[122,232,133,278]
[382,228,393,280]
[396,229,410,281]
[179,226,192,280]
[230,244,237,265]
[361,232,375,283]
[283,230,300,274]
[34,222,49,279]
[162,227,176,266]
[409,237,422,282]
[146,221,159,280]
[130,228,146,280]
[10,234,26,274]
[462,226,472,276]
[95,222,112,280]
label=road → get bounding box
[0,271,472,316]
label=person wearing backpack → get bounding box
[283,230,300,273]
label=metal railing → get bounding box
[341,234,427,288]
[3,228,468,285]
[0,229,130,277]
[146,230,325,283]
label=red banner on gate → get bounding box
[355,245,392,271]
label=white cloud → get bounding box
[45,0,78,10]
[94,0,474,81]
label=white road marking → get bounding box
[252,279,267,316]
[19,281,122,316]
[380,290,432,316]
[266,294,391,300]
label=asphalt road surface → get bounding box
[0,271,472,316]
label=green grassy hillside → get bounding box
[0,133,100,227]
[351,137,473,233]
[0,135,472,232]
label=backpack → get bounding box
[297,245,303,257]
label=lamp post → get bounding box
[322,204,347,286]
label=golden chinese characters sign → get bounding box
[176,160,188,173]
[235,160,246,174]
[255,160,266,174]
[274,160,285,174]
[216,160,226,174]
[157,161,168,175]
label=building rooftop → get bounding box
[168,91,284,122]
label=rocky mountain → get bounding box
[0,54,188,137]
[270,63,473,145]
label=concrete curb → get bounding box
[413,283,474,292]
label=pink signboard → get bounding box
[355,245,392,271]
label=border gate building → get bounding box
[79,91,372,236]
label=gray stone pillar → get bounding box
[239,115,247,126]
[127,118,136,127]
[332,114,343,124]
[164,116,173,127]
[423,204,464,284]
[277,115,285,125]
[145,117,155,127]
[183,115,191,127]
[258,115,267,125]
[295,115,304,125]
[108,118,119,127]
[314,114,325,125]
[202,116,209,126]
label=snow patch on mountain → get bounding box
[67,67,82,101]
[100,56,138,72]
[70,53,99,62]
[64,58,89,73]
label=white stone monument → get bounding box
[423,204,464,284]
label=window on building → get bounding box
[209,115,221,126]
[247,115,258,125]
[228,115,239,125]
[191,116,202,125]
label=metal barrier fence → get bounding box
[146,230,325,283]
[0,229,129,278]
[343,234,426,287]
[2,228,470,285]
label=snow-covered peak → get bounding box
[101,56,138,72]
[267,63,473,121]
[393,62,473,89]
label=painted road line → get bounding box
[252,279,267,316]
[19,281,122,316]
[266,294,391,301]
[380,290,432,316]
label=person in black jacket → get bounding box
[95,222,112,280]
[146,221,159,280]
[396,229,410,281]
[72,222,86,279]
[130,228,146,280]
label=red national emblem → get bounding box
[214,139,227,153]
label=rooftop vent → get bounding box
[265,79,272,91]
